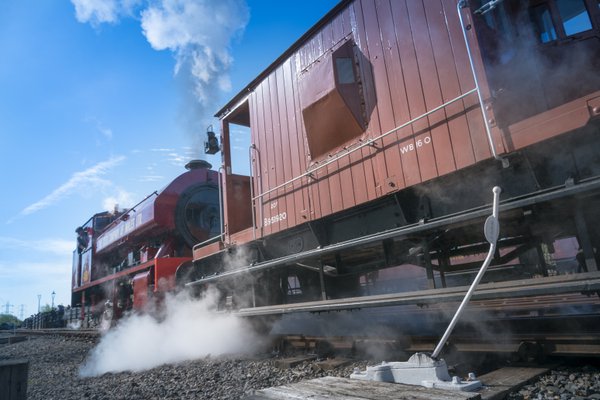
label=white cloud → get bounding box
[71,0,142,25]
[9,156,125,222]
[71,0,121,25]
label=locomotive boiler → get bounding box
[70,160,240,324]
[181,0,600,338]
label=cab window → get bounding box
[557,0,593,36]
[530,0,596,43]
[531,4,557,43]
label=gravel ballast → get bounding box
[2,335,599,399]
[0,336,365,400]
[506,365,600,400]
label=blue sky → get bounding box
[0,0,339,319]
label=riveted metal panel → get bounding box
[233,0,495,243]
[350,1,379,205]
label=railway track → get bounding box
[13,284,600,359]
[276,332,600,359]
[14,328,99,339]
[12,322,598,360]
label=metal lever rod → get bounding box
[432,186,502,359]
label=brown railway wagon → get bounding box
[188,0,600,312]
[219,0,500,243]
[211,0,600,248]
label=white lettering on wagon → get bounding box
[400,136,432,155]
[264,212,287,227]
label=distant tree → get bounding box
[0,313,21,329]
[40,304,52,313]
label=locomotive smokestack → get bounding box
[185,159,212,170]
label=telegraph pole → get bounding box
[37,294,41,313]
[3,301,13,314]
[19,305,25,320]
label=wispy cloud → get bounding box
[72,0,121,25]
[166,151,187,166]
[71,0,140,26]
[85,116,114,141]
[8,156,125,223]
[139,175,165,182]
[134,147,194,171]
[138,161,164,182]
[182,146,196,158]
[145,147,191,167]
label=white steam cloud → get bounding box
[71,0,249,111]
[79,290,261,376]
[72,0,121,24]
[72,0,141,25]
[102,187,136,211]
[140,0,248,106]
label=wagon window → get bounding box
[335,57,355,84]
[531,4,557,43]
[287,275,302,295]
[556,0,592,36]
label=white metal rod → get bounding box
[249,144,257,239]
[431,186,501,359]
[457,1,501,162]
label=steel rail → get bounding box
[186,175,600,287]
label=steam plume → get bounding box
[71,0,249,114]
[141,0,248,107]
[79,290,260,376]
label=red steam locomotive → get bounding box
[71,160,232,323]
[72,0,600,336]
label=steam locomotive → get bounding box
[72,0,600,334]
[71,160,224,323]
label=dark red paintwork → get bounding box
[72,164,221,317]
[96,167,218,254]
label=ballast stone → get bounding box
[350,352,482,392]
